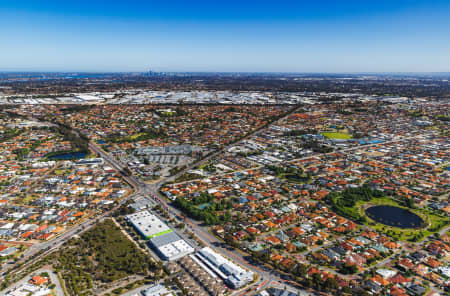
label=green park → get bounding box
[326,186,448,242]
[321,132,353,140]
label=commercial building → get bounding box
[136,145,200,155]
[75,158,104,166]
[150,231,194,261]
[195,247,254,289]
[126,211,172,240]
[140,284,173,296]
[127,210,194,261]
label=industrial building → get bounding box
[195,247,254,289]
[127,210,194,261]
[136,145,201,155]
[150,231,194,261]
[126,210,172,240]
[75,158,104,166]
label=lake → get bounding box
[365,205,424,228]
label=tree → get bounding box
[323,277,339,292]
[339,263,358,275]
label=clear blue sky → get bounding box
[1,0,450,72]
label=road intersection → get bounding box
[4,111,440,295]
[2,109,306,295]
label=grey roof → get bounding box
[150,231,181,248]
[406,284,426,295]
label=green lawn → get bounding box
[53,169,68,175]
[119,132,146,142]
[321,132,353,140]
[328,186,448,242]
[22,195,37,204]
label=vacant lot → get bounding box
[54,219,156,295]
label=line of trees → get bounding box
[326,185,385,223]
[174,193,233,225]
[174,196,220,225]
[51,125,89,153]
[107,128,167,144]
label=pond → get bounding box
[285,174,302,181]
[197,203,211,209]
[365,205,424,228]
[283,173,309,183]
[48,152,87,160]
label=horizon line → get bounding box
[1,70,450,75]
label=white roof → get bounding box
[376,268,396,279]
[1,222,15,229]
[7,290,29,296]
[127,210,171,238]
[20,283,39,292]
[157,239,194,260]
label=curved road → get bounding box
[3,108,307,294]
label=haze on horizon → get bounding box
[1,0,450,73]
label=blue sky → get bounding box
[1,0,450,72]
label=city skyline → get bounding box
[1,0,450,72]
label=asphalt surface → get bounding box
[0,267,64,296]
[3,112,444,295]
[0,108,325,295]
[89,128,300,295]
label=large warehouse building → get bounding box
[150,231,194,261]
[127,210,194,261]
[126,210,172,240]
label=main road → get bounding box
[87,119,431,294]
[87,109,305,294]
[4,107,307,294]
